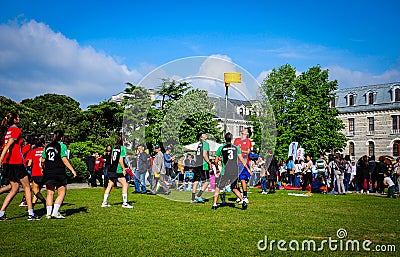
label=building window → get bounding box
[393,115,400,133]
[330,99,335,108]
[348,95,355,106]
[368,117,374,134]
[348,118,355,135]
[349,142,355,157]
[393,141,400,156]
[239,108,244,116]
[368,92,374,104]
[395,88,400,102]
[368,141,375,157]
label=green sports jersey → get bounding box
[110,145,126,174]
[202,140,210,170]
[41,141,68,159]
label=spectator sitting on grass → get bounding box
[311,174,328,194]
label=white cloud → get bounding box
[256,70,272,83]
[326,65,400,88]
[197,54,235,79]
[0,20,142,108]
[256,65,400,90]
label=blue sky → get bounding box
[1,0,399,108]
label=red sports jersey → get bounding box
[233,137,252,163]
[2,126,24,164]
[94,157,105,171]
[26,147,44,177]
[22,143,32,166]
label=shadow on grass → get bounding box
[113,201,137,206]
[64,206,88,216]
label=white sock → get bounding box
[0,210,5,217]
[122,194,127,204]
[52,204,61,216]
[103,194,109,203]
[28,209,34,216]
[46,206,53,216]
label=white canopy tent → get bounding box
[183,140,223,152]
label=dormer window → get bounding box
[395,88,400,102]
[348,94,355,106]
[390,85,400,102]
[367,92,374,104]
[239,107,244,116]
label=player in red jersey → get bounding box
[18,139,33,207]
[233,127,253,204]
[26,137,47,208]
[0,112,40,221]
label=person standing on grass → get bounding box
[102,136,133,208]
[335,157,346,195]
[26,137,47,208]
[316,154,328,179]
[212,132,250,210]
[266,149,278,194]
[394,157,400,193]
[18,138,33,207]
[42,130,77,219]
[377,156,388,194]
[383,172,396,198]
[164,148,173,179]
[0,112,40,221]
[103,145,112,190]
[233,127,252,204]
[301,155,313,191]
[93,153,105,187]
[134,144,149,194]
[150,145,170,195]
[191,133,212,203]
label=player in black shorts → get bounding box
[42,130,77,219]
[191,134,212,203]
[212,132,250,210]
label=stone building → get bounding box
[209,97,257,138]
[333,82,400,161]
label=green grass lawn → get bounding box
[0,187,399,257]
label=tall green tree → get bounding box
[261,64,297,159]
[146,87,221,154]
[261,64,346,159]
[155,79,192,110]
[122,83,152,150]
[80,100,123,144]
[290,66,346,156]
[20,94,83,139]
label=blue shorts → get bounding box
[238,164,250,182]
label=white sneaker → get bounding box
[238,198,249,204]
[261,191,268,195]
[101,202,111,207]
[236,198,241,203]
[122,203,134,209]
[52,213,65,219]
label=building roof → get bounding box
[334,82,400,113]
[209,96,256,120]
